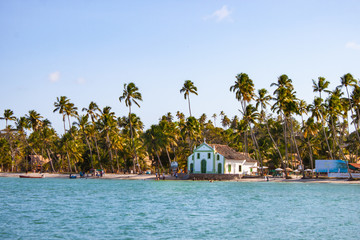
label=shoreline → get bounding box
[1,172,360,184]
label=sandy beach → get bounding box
[1,172,360,184]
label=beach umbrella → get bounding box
[258,166,268,169]
[275,168,283,171]
[294,169,300,173]
[305,169,313,172]
[286,168,293,172]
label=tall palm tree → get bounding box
[351,84,360,133]
[180,80,198,117]
[326,88,353,179]
[230,73,255,114]
[243,104,264,175]
[74,115,94,168]
[53,96,74,172]
[230,73,255,157]
[98,106,117,171]
[310,97,333,159]
[1,109,17,172]
[271,74,296,177]
[119,82,143,173]
[25,110,44,170]
[302,117,319,177]
[254,88,283,171]
[339,73,360,141]
[53,96,70,133]
[64,101,78,133]
[82,101,102,167]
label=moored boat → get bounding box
[19,174,45,178]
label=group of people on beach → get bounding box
[155,171,179,180]
[155,172,165,180]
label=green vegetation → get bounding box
[1,75,360,175]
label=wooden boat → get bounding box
[19,174,45,178]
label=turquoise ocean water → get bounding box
[0,178,359,240]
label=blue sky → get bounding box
[1,0,360,134]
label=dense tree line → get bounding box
[1,73,360,178]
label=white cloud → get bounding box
[77,77,86,84]
[49,71,60,82]
[204,5,232,22]
[346,41,360,50]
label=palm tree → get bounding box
[271,74,296,177]
[53,96,75,172]
[326,88,353,179]
[25,110,44,170]
[339,73,360,141]
[180,80,198,117]
[243,104,264,175]
[1,109,17,172]
[1,109,16,128]
[230,73,255,157]
[64,101,78,133]
[98,106,117,171]
[351,84,360,133]
[53,96,70,133]
[74,115,95,168]
[302,117,319,176]
[212,113,217,127]
[26,110,43,132]
[310,97,333,159]
[312,77,331,99]
[230,73,255,114]
[180,116,201,151]
[82,101,102,168]
[255,88,282,171]
[143,125,166,173]
[119,82,143,172]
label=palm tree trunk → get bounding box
[66,152,72,172]
[129,106,140,173]
[266,120,284,170]
[93,136,102,169]
[106,132,114,172]
[346,86,360,141]
[321,118,334,159]
[188,96,192,117]
[165,148,172,173]
[46,149,55,172]
[115,150,120,173]
[330,117,353,179]
[85,136,94,168]
[250,126,263,176]
[289,117,305,178]
[306,140,314,178]
[156,151,165,172]
[282,114,288,178]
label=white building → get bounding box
[187,142,258,175]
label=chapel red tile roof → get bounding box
[208,144,256,162]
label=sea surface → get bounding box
[0,178,359,240]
